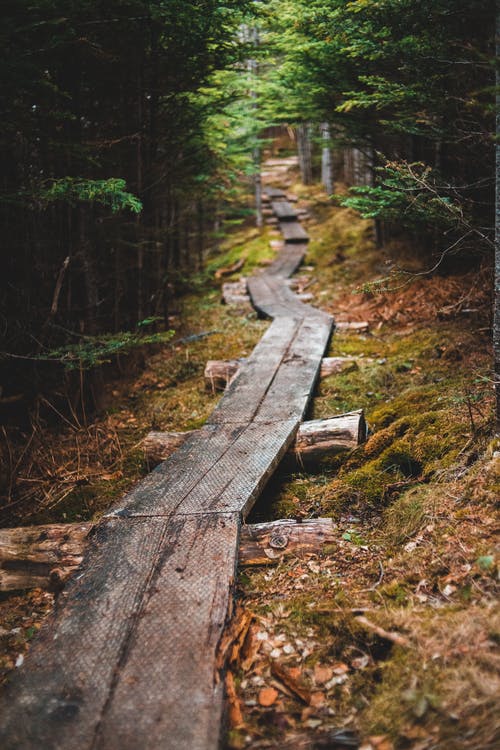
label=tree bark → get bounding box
[320,122,333,195]
[297,123,313,184]
[247,27,262,228]
[0,522,93,591]
[239,518,337,565]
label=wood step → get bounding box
[271,200,298,221]
[279,220,309,243]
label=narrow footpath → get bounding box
[0,188,333,749]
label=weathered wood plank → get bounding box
[142,409,364,468]
[92,513,239,750]
[111,424,247,517]
[202,354,358,393]
[125,420,298,519]
[0,518,170,749]
[266,243,307,278]
[262,186,286,199]
[247,274,311,319]
[253,314,332,423]
[206,316,302,425]
[271,200,297,221]
[179,420,298,517]
[279,220,309,243]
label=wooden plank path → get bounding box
[270,199,297,221]
[279,219,310,243]
[0,191,333,750]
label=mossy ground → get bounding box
[228,180,498,749]
[1,172,498,750]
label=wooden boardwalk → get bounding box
[0,189,333,750]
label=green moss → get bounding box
[383,487,428,547]
[377,580,410,605]
[206,226,276,277]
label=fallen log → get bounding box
[293,410,366,458]
[221,279,252,308]
[0,518,339,591]
[214,258,245,280]
[0,522,93,592]
[335,321,369,333]
[143,410,366,465]
[320,356,359,377]
[204,356,359,391]
[239,518,337,565]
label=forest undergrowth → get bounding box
[0,181,499,750]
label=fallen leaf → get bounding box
[216,605,253,672]
[369,735,394,750]
[314,664,333,684]
[226,671,244,728]
[258,687,279,707]
[271,662,311,704]
[310,691,326,708]
[240,623,261,671]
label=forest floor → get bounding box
[0,169,499,750]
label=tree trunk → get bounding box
[248,28,262,228]
[320,122,333,195]
[495,0,500,433]
[297,123,313,184]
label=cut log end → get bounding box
[0,522,94,592]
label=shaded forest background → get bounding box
[1,0,498,496]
